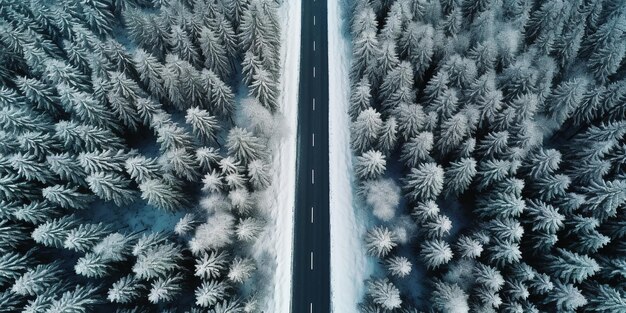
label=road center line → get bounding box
[313,66,316,78]
[312,98,316,111]
[310,251,314,270]
[311,206,314,223]
[313,40,316,51]
[313,15,316,25]
[310,303,313,313]
[312,133,315,147]
[311,169,315,184]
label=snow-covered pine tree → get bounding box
[365,226,397,258]
[366,278,402,311]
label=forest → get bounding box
[347,0,626,312]
[0,0,283,312]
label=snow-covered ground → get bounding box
[250,0,300,311]
[328,0,372,312]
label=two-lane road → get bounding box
[290,0,330,312]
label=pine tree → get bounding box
[125,155,162,184]
[228,257,256,284]
[365,226,397,257]
[455,235,483,259]
[421,239,453,269]
[393,103,426,141]
[45,284,99,313]
[200,27,231,79]
[9,152,55,183]
[108,275,143,304]
[377,117,398,154]
[79,149,128,174]
[349,77,372,119]
[400,132,434,168]
[162,148,201,182]
[74,253,111,278]
[133,242,182,280]
[586,283,626,312]
[86,172,137,206]
[430,280,469,313]
[403,162,444,202]
[195,250,229,280]
[64,223,110,252]
[546,280,588,311]
[148,274,183,304]
[367,278,402,310]
[42,184,92,210]
[226,127,268,164]
[174,213,198,237]
[195,280,230,307]
[139,179,188,211]
[386,256,412,278]
[474,263,505,291]
[355,150,386,179]
[186,107,220,144]
[12,262,63,296]
[444,157,477,198]
[546,248,599,283]
[31,215,79,248]
[235,217,264,242]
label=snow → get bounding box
[249,0,300,311]
[328,0,372,312]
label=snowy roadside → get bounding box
[250,0,300,311]
[328,0,371,312]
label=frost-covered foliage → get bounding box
[0,0,281,310]
[348,0,626,311]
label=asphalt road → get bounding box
[290,0,330,312]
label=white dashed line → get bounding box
[313,66,316,78]
[312,133,315,147]
[313,40,316,51]
[311,169,315,184]
[313,98,316,110]
[313,15,316,25]
[310,251,314,270]
[311,206,314,223]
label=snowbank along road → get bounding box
[290,0,330,311]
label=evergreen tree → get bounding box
[365,226,397,258]
[86,172,137,206]
[148,274,183,304]
[403,162,444,201]
[31,215,79,248]
[420,239,453,269]
[386,256,412,278]
[195,280,230,308]
[64,223,110,252]
[108,275,143,304]
[400,132,434,168]
[227,257,256,284]
[227,127,268,164]
[546,248,599,283]
[186,107,220,144]
[367,278,402,311]
[430,280,470,313]
[195,250,229,280]
[355,150,386,179]
[12,262,63,296]
[444,157,477,198]
[139,179,188,211]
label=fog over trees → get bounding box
[348,0,626,312]
[0,0,282,311]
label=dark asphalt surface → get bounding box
[290,0,330,312]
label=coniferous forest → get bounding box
[0,0,282,312]
[348,0,626,312]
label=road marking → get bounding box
[313,40,316,51]
[311,206,314,223]
[311,169,315,184]
[312,98,316,111]
[312,133,315,147]
[310,303,313,313]
[313,15,316,25]
[310,251,313,270]
[313,66,316,78]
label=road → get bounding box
[290,0,330,312]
